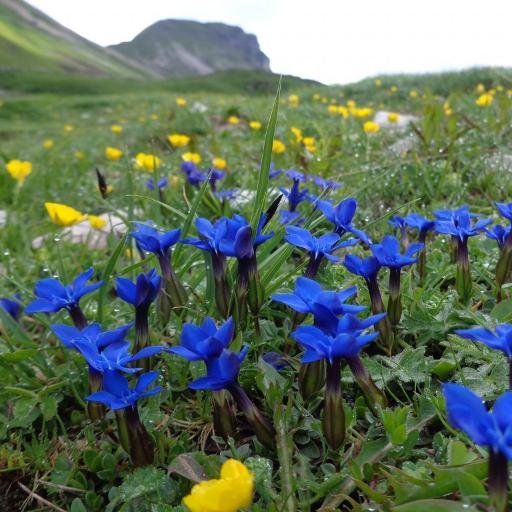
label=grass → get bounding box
[1,68,512,511]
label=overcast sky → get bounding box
[26,0,512,85]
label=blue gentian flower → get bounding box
[317,197,370,242]
[261,351,289,370]
[51,322,132,351]
[25,268,102,319]
[371,235,423,269]
[496,203,512,223]
[208,168,225,191]
[272,277,366,334]
[180,161,207,186]
[312,176,342,190]
[434,205,475,221]
[167,317,234,362]
[435,209,491,241]
[443,383,512,459]
[86,370,161,410]
[145,177,168,191]
[286,169,307,181]
[486,225,510,249]
[456,324,512,358]
[403,213,435,236]
[215,189,239,201]
[343,254,381,280]
[269,163,282,179]
[181,217,225,254]
[279,179,310,212]
[292,312,384,364]
[116,270,161,310]
[181,161,196,174]
[131,222,181,258]
[388,215,406,230]
[189,347,249,391]
[279,210,303,225]
[0,294,22,320]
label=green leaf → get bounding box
[168,453,207,483]
[40,395,58,421]
[490,298,512,322]
[250,76,281,232]
[0,349,38,363]
[447,440,477,465]
[83,450,102,472]
[70,498,87,512]
[392,499,478,511]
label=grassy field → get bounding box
[2,67,512,511]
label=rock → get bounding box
[373,110,419,129]
[0,210,6,227]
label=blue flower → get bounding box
[279,210,303,225]
[269,163,282,179]
[215,189,239,201]
[403,213,435,234]
[86,370,161,410]
[371,235,423,269]
[25,268,103,314]
[0,294,22,320]
[317,197,370,242]
[388,215,406,229]
[181,217,226,254]
[286,169,307,182]
[443,383,512,459]
[312,176,342,190]
[208,168,225,190]
[496,202,512,223]
[261,351,289,370]
[434,208,490,241]
[486,225,510,249]
[51,322,132,351]
[272,277,366,334]
[131,222,181,257]
[456,324,512,358]
[279,179,310,212]
[115,269,161,309]
[292,312,384,364]
[145,177,168,191]
[189,347,249,391]
[285,226,357,263]
[434,206,474,221]
[181,162,207,186]
[168,317,234,362]
[181,161,196,174]
[343,254,381,280]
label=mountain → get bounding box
[109,19,270,78]
[0,0,154,78]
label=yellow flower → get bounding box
[346,100,356,109]
[182,152,202,164]
[497,85,504,92]
[43,139,54,149]
[45,202,85,226]
[64,124,74,133]
[183,459,253,512]
[363,121,380,134]
[88,215,107,230]
[387,112,400,123]
[105,146,123,161]
[313,93,321,101]
[212,157,227,169]
[227,115,239,125]
[135,152,162,172]
[5,159,32,185]
[176,97,187,107]
[150,114,158,121]
[288,94,299,105]
[337,105,349,118]
[167,133,191,147]
[74,150,85,160]
[374,79,382,87]
[389,85,398,93]
[327,104,338,114]
[272,139,286,154]
[475,93,493,107]
[321,97,328,103]
[353,107,373,119]
[409,89,418,98]
[507,90,512,98]
[249,120,262,130]
[443,101,453,116]
[302,136,316,153]
[111,124,123,134]
[290,126,302,143]
[476,83,486,94]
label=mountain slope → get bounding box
[0,0,153,78]
[109,19,270,78]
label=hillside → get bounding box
[109,19,270,78]
[0,0,153,78]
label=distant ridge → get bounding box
[109,19,271,78]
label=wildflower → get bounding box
[435,208,490,303]
[0,294,22,321]
[215,189,238,201]
[211,157,227,170]
[183,459,253,512]
[288,94,299,106]
[371,235,423,326]
[313,93,321,101]
[26,267,102,328]
[409,89,418,98]
[375,79,382,87]
[272,139,286,154]
[182,152,202,164]
[227,115,239,125]
[167,133,190,147]
[443,383,512,511]
[269,163,282,179]
[279,177,310,213]
[403,213,436,281]
[337,105,349,118]
[328,104,339,114]
[181,162,207,187]
[312,176,342,190]
[43,139,54,149]
[88,215,107,230]
[135,152,161,172]
[302,136,316,153]
[390,85,398,93]
[290,126,303,142]
[285,226,357,277]
[64,124,74,132]
[387,112,399,123]
[249,120,261,130]
[486,224,510,250]
[476,93,493,107]
[363,121,380,133]
[388,215,409,249]
[317,197,370,242]
[476,83,486,94]
[176,97,187,106]
[130,223,186,318]
[208,169,225,192]
[74,150,85,160]
[456,324,512,366]
[145,177,168,191]
[5,159,32,185]
[87,370,160,466]
[44,202,85,226]
[111,124,123,134]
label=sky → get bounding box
[26,0,512,85]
